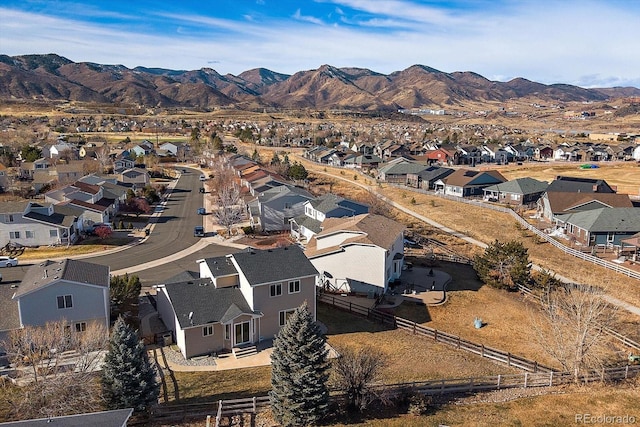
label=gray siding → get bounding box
[18,281,108,328]
[0,216,63,247]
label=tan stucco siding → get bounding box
[251,276,316,340]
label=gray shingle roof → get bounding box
[0,408,133,427]
[163,280,256,328]
[203,256,238,278]
[22,210,76,228]
[292,214,323,233]
[14,259,110,299]
[232,246,318,286]
[555,207,640,232]
[546,175,615,193]
[309,194,369,217]
[483,177,548,195]
[0,284,20,332]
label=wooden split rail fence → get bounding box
[318,293,553,373]
[152,364,640,423]
[432,191,640,281]
[517,284,640,352]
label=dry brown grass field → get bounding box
[293,157,640,315]
[497,161,640,196]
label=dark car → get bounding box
[197,208,206,215]
[199,187,205,193]
[194,226,205,237]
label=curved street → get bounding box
[1,166,244,287]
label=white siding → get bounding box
[311,245,387,291]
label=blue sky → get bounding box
[1,0,638,88]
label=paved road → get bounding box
[86,166,206,271]
[1,166,242,286]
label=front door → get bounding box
[235,321,250,346]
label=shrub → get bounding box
[407,393,433,416]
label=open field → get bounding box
[498,161,640,196]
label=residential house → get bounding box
[545,176,616,194]
[436,169,507,197]
[377,159,430,184]
[0,163,8,192]
[290,194,369,243]
[554,207,640,248]
[537,192,633,222]
[482,178,549,207]
[343,154,382,171]
[10,259,110,332]
[534,145,554,161]
[130,140,155,158]
[0,201,78,247]
[422,148,453,165]
[19,158,50,180]
[156,246,318,359]
[406,166,454,190]
[44,142,76,159]
[305,213,405,295]
[247,185,315,232]
[113,157,135,173]
[118,168,150,188]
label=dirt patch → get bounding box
[233,234,296,249]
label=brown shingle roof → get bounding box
[305,214,405,258]
[545,191,633,213]
[444,168,506,187]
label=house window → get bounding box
[279,309,296,326]
[6,214,14,223]
[57,295,73,309]
[50,229,58,238]
[9,231,20,239]
[75,322,87,332]
[25,231,35,239]
[203,325,214,337]
[270,283,282,297]
[288,280,300,294]
[225,324,231,340]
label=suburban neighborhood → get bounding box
[0,59,639,426]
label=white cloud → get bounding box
[0,2,639,88]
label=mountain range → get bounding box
[1,54,638,111]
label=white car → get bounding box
[0,256,18,267]
[199,175,206,181]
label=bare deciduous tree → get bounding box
[532,283,616,380]
[212,182,244,236]
[95,144,112,173]
[2,320,108,419]
[331,346,387,411]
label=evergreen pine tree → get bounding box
[270,302,329,426]
[101,316,159,413]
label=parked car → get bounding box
[0,256,18,267]
[197,208,206,215]
[199,175,206,181]
[199,187,205,193]
[194,226,205,237]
